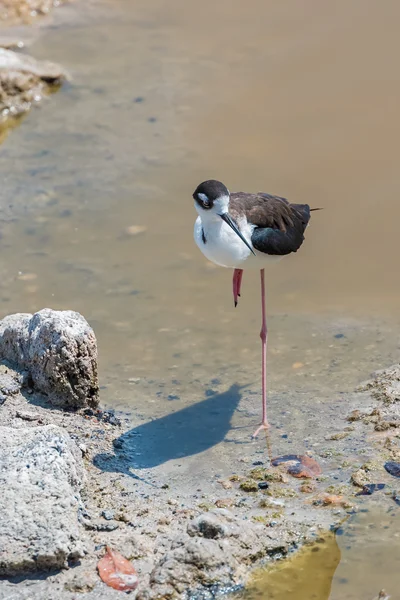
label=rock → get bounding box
[15,409,42,421]
[0,48,66,125]
[102,509,115,521]
[0,308,99,409]
[0,424,85,576]
[0,0,65,23]
[384,461,400,478]
[187,513,229,539]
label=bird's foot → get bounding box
[252,421,270,438]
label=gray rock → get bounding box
[187,512,229,539]
[187,510,242,539]
[0,424,86,576]
[0,308,99,409]
[0,48,66,81]
[101,509,115,521]
[0,48,67,125]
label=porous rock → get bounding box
[0,48,66,124]
[0,308,99,409]
[0,424,85,576]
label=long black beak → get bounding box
[219,213,256,256]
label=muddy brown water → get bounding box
[1,0,400,597]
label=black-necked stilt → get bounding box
[192,179,319,438]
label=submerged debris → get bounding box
[356,483,385,496]
[271,455,322,478]
[384,462,400,478]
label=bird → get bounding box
[192,179,319,438]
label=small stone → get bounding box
[217,480,233,490]
[384,461,400,478]
[375,421,391,431]
[326,432,349,441]
[125,225,147,236]
[239,480,258,492]
[214,499,233,508]
[300,482,316,493]
[187,513,228,539]
[356,483,385,496]
[96,522,119,532]
[257,482,269,490]
[101,509,115,521]
[347,410,362,422]
[17,272,37,281]
[351,468,371,488]
[15,410,41,422]
[292,362,304,369]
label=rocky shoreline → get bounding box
[0,0,67,135]
[0,309,399,599]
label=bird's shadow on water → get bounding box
[93,384,245,479]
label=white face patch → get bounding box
[197,193,209,204]
[213,195,230,215]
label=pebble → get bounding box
[356,483,385,496]
[125,225,147,236]
[215,498,233,508]
[257,482,269,490]
[384,462,400,478]
[15,410,41,422]
[17,272,37,281]
[102,509,115,521]
[97,522,119,532]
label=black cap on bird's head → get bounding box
[192,179,255,256]
[192,180,229,210]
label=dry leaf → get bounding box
[97,546,138,592]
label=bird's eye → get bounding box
[197,192,211,209]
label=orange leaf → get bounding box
[97,546,138,592]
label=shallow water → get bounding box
[241,507,400,600]
[1,0,400,597]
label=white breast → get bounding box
[194,215,282,269]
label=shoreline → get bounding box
[1,310,399,599]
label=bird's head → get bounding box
[192,179,230,217]
[192,179,255,255]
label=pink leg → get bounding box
[232,268,244,307]
[252,268,270,437]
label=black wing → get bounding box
[230,192,311,256]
